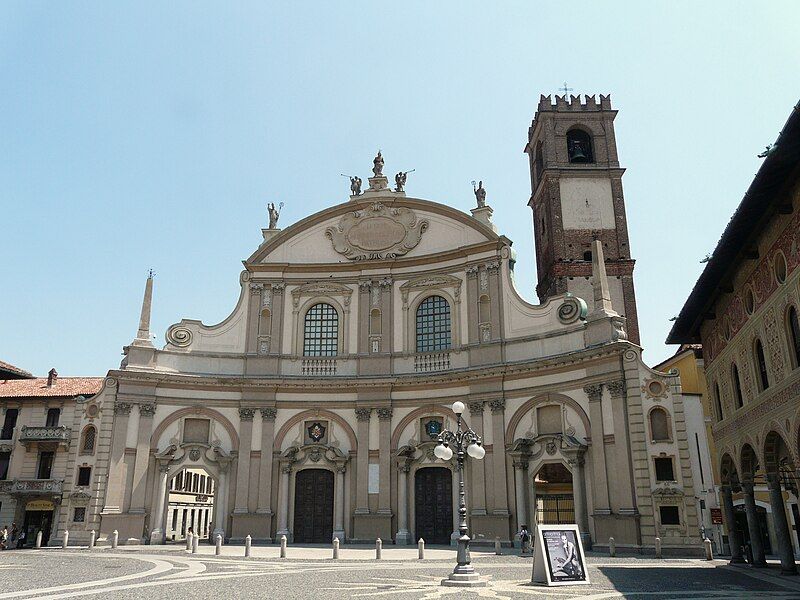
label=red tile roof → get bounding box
[0,360,34,379]
[0,377,103,398]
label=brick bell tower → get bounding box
[524,94,640,344]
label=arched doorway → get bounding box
[733,503,771,554]
[293,469,334,543]
[165,467,216,543]
[414,467,452,544]
[533,463,575,525]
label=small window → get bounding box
[1,409,18,440]
[582,250,592,262]
[77,466,91,487]
[654,457,675,481]
[754,339,769,391]
[787,307,800,369]
[649,408,670,442]
[774,252,787,283]
[415,295,452,353]
[0,451,10,480]
[73,507,86,523]
[731,364,744,408]
[714,383,723,422]
[303,302,339,357]
[80,426,96,455]
[37,451,54,479]
[45,408,60,427]
[566,129,594,163]
[659,505,680,525]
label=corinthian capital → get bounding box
[583,384,603,402]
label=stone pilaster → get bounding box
[489,399,509,515]
[231,407,256,541]
[354,408,372,514]
[377,408,392,515]
[101,402,131,514]
[467,401,486,515]
[129,403,156,514]
[256,407,277,541]
[720,485,744,563]
[584,384,610,514]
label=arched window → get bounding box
[714,383,723,422]
[45,408,60,427]
[787,306,800,369]
[303,303,339,357]
[566,129,594,163]
[731,364,744,408]
[649,407,670,442]
[754,339,769,391]
[534,141,544,185]
[79,426,96,455]
[415,295,451,352]
[582,250,592,262]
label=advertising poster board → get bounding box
[531,524,589,586]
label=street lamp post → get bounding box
[434,401,487,587]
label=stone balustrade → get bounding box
[0,478,64,496]
[414,351,452,373]
[18,425,71,448]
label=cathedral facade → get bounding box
[85,95,700,552]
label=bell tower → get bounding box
[524,94,640,344]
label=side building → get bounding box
[0,368,104,546]
[90,94,701,554]
[669,101,800,572]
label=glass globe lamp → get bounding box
[452,401,466,415]
[466,442,485,460]
[434,443,453,461]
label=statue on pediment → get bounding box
[372,151,384,177]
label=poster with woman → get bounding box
[531,524,589,586]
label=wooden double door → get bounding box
[415,467,453,545]
[293,468,334,543]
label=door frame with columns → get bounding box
[276,444,349,542]
[149,443,233,544]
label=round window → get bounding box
[744,287,755,315]
[86,404,99,418]
[648,381,665,396]
[774,252,787,283]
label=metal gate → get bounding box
[535,494,575,524]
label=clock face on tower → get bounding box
[424,418,443,440]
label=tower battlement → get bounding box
[536,93,613,113]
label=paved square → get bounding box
[1,547,799,599]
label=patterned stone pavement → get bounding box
[0,548,799,599]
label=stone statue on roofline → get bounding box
[350,176,362,196]
[372,151,384,177]
[268,202,283,229]
[473,180,486,208]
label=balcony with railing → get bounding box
[0,478,64,496]
[413,351,452,373]
[18,426,71,449]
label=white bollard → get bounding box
[609,537,616,557]
[655,537,662,559]
[704,538,713,561]
[186,532,193,551]
[495,536,502,555]
[245,535,252,557]
[215,534,222,555]
[111,530,118,549]
[35,531,43,549]
[280,535,287,558]
[418,538,425,559]
[89,530,96,549]
[376,538,382,560]
[62,530,69,549]
[192,534,199,554]
[332,537,339,559]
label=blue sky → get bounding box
[2,2,798,376]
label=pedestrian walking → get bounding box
[16,528,26,549]
[517,524,532,555]
[0,525,8,550]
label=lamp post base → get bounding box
[441,572,488,587]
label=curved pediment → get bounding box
[246,196,503,267]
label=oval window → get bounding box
[744,287,755,315]
[774,252,787,284]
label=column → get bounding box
[489,399,509,514]
[767,474,798,575]
[129,403,156,513]
[276,464,291,538]
[395,463,411,544]
[513,460,528,531]
[354,408,372,514]
[741,480,766,566]
[212,468,229,541]
[467,402,486,515]
[720,485,744,563]
[569,455,590,548]
[149,465,170,544]
[333,466,346,541]
[175,508,184,539]
[234,408,255,513]
[377,408,392,515]
[257,407,277,540]
[102,402,132,513]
